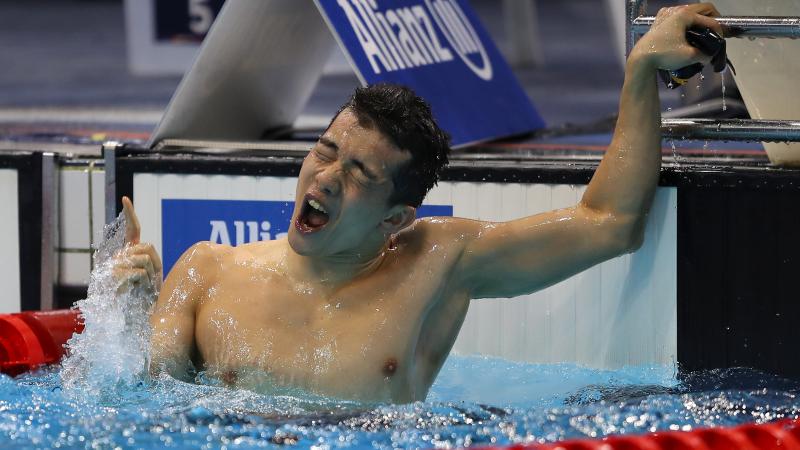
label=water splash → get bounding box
[721,71,728,112]
[670,139,679,164]
[60,211,156,398]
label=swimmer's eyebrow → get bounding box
[317,136,378,181]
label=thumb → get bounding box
[122,196,141,245]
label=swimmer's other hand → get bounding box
[111,196,163,295]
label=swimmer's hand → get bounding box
[112,196,163,295]
[630,3,724,71]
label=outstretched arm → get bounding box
[446,4,722,299]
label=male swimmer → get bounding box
[113,4,724,403]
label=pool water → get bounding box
[1,356,799,449]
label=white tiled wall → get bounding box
[0,169,20,313]
[58,167,106,286]
[134,173,677,368]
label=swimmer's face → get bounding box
[288,109,413,257]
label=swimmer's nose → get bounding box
[316,165,341,196]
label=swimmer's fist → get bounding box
[630,3,724,71]
[112,197,163,294]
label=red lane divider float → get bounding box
[480,418,800,450]
[0,309,83,376]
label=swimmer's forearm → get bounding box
[581,51,661,228]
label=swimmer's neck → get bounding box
[285,234,393,288]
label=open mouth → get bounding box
[296,195,331,234]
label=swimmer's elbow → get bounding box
[605,213,647,255]
[580,205,646,257]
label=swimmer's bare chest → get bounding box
[192,240,470,403]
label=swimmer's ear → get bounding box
[380,205,416,233]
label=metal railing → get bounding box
[625,0,800,143]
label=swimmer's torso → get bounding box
[182,220,471,403]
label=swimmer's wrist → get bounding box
[626,48,658,73]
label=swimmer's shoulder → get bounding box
[235,238,286,262]
[400,216,483,247]
[181,240,231,263]
[168,240,232,284]
[157,241,228,310]
[213,239,289,276]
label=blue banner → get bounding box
[315,0,545,146]
[161,199,453,275]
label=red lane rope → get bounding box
[0,310,83,376]
[479,418,800,450]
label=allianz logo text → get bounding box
[336,0,493,81]
[209,220,287,246]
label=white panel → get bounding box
[649,188,678,365]
[0,169,20,313]
[280,178,299,200]
[134,173,162,257]
[59,253,91,286]
[57,166,104,287]
[222,175,254,200]
[425,184,452,208]
[255,177,286,201]
[59,170,91,249]
[202,175,229,199]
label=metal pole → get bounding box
[40,153,58,311]
[103,141,121,226]
[632,16,800,39]
[626,0,647,56]
[662,118,800,142]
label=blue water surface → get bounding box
[1,355,799,449]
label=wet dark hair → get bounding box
[333,83,451,208]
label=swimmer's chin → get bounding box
[286,233,314,256]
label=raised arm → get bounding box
[448,4,722,299]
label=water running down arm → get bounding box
[444,4,723,299]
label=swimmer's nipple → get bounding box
[383,358,398,377]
